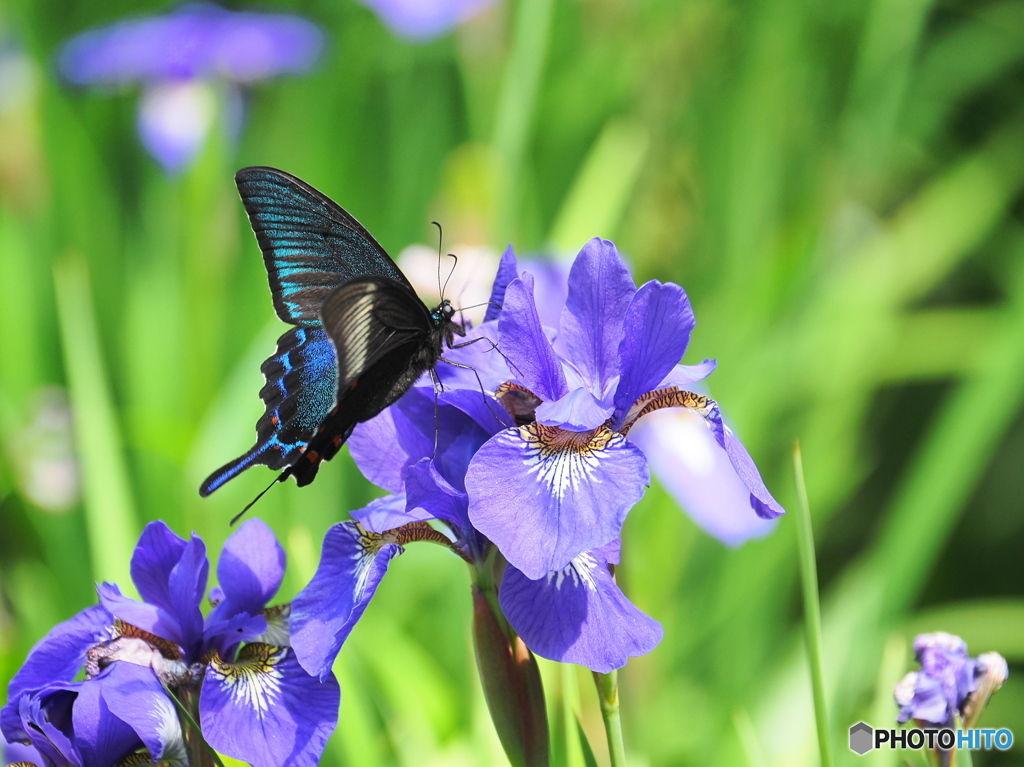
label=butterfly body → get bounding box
[200,167,461,496]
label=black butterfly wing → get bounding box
[199,326,338,496]
[235,167,414,325]
[285,276,442,487]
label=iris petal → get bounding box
[467,423,648,579]
[201,645,340,767]
[613,280,695,420]
[290,522,403,680]
[559,238,635,398]
[0,605,112,743]
[629,409,778,544]
[99,663,185,765]
[500,550,662,673]
[499,274,568,402]
[213,518,286,619]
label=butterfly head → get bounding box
[432,299,456,325]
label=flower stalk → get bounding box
[472,582,550,767]
[594,670,627,767]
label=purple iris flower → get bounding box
[2,519,339,767]
[292,350,661,673]
[292,239,782,674]
[464,239,784,580]
[482,247,777,547]
[894,632,991,726]
[291,387,494,680]
[57,3,323,172]
[359,0,498,40]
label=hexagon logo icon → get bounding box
[849,722,873,755]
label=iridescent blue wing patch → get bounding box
[235,167,414,325]
[200,327,338,496]
[284,277,438,487]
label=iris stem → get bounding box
[793,443,834,767]
[593,671,627,767]
[168,686,225,767]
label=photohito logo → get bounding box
[848,722,1013,755]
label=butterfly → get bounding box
[200,166,466,496]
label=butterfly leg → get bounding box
[428,366,443,457]
[447,335,523,378]
[438,357,513,429]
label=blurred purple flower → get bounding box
[57,3,323,172]
[359,0,498,40]
[894,632,1007,726]
[2,519,339,767]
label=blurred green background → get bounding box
[1,0,1023,765]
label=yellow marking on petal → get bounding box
[520,422,621,499]
[208,643,286,719]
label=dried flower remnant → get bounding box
[894,632,1008,728]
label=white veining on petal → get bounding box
[520,423,618,500]
[211,646,286,719]
[151,693,188,766]
[352,528,387,597]
[547,551,599,592]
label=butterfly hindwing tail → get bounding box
[199,326,338,496]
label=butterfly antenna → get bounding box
[231,475,279,526]
[431,221,444,299]
[442,253,458,301]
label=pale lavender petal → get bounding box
[351,492,430,534]
[466,424,649,579]
[136,81,215,173]
[535,387,614,431]
[500,551,662,673]
[498,274,567,401]
[214,518,285,617]
[657,359,717,389]
[629,409,778,545]
[612,280,695,419]
[201,646,339,767]
[559,238,635,398]
[360,0,497,40]
[290,522,403,680]
[1,605,112,743]
[723,426,785,520]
